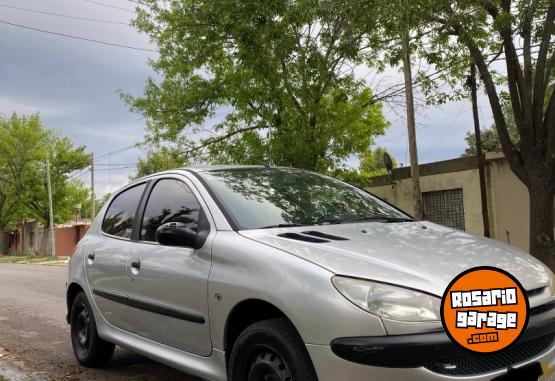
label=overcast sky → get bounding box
[0,0,495,195]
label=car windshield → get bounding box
[200,168,411,230]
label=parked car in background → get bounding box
[67,166,555,381]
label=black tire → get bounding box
[70,291,115,367]
[228,318,318,381]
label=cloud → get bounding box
[0,0,497,193]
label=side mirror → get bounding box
[155,222,198,247]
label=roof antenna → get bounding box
[267,125,273,167]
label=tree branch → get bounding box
[500,0,534,146]
[546,88,555,160]
[473,0,500,18]
[181,124,267,154]
[534,5,555,139]
[521,8,533,100]
[487,45,505,66]
[459,30,528,183]
[546,49,555,84]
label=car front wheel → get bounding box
[228,318,318,381]
[70,291,115,367]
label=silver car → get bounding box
[67,166,555,381]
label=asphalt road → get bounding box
[2,263,555,381]
[0,263,200,381]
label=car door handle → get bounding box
[131,259,141,269]
[88,253,95,260]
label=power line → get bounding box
[95,163,138,166]
[420,103,468,160]
[0,3,129,25]
[68,168,90,180]
[94,166,136,171]
[95,145,139,160]
[373,45,550,104]
[0,19,156,52]
[380,107,477,143]
[84,0,135,13]
[0,19,157,52]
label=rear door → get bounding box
[126,176,214,356]
[86,182,147,331]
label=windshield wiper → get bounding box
[259,223,306,229]
[338,216,415,224]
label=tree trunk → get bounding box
[39,223,49,257]
[0,225,5,256]
[529,179,555,270]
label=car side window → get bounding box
[140,179,201,242]
[102,183,146,239]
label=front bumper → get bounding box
[313,302,555,381]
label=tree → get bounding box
[349,0,429,217]
[132,145,189,179]
[463,126,504,156]
[21,133,90,255]
[81,192,111,220]
[0,114,90,255]
[0,114,47,255]
[359,146,398,173]
[24,137,89,255]
[123,0,388,172]
[397,0,555,265]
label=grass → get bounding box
[0,255,68,265]
[0,376,10,381]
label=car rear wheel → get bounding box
[228,318,318,381]
[70,291,115,367]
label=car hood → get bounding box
[239,221,550,296]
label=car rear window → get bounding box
[102,183,146,239]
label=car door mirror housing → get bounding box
[155,222,199,248]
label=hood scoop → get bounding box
[277,232,330,243]
[277,231,350,243]
[301,231,350,241]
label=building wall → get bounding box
[364,154,555,254]
[8,222,90,256]
[367,168,486,236]
[55,224,89,256]
[56,227,75,256]
[487,158,532,251]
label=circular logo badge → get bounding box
[441,267,529,353]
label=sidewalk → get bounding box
[0,256,68,267]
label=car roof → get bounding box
[183,165,270,172]
[125,165,308,187]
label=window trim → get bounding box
[184,169,240,231]
[100,181,150,242]
[135,176,210,247]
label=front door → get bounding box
[127,177,213,356]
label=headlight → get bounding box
[548,271,555,296]
[332,276,441,322]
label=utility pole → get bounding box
[469,64,491,237]
[46,159,56,257]
[90,152,96,220]
[401,30,424,219]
